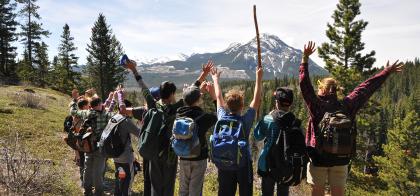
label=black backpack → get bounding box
[98,114,127,158]
[63,115,74,133]
[316,103,357,158]
[266,112,308,186]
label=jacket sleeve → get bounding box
[299,63,320,117]
[124,119,141,137]
[69,100,88,118]
[198,113,218,132]
[345,68,391,113]
[254,119,266,141]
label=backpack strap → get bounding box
[194,112,207,122]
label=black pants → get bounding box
[114,162,132,196]
[143,159,151,196]
[217,161,253,196]
[149,153,178,196]
[79,151,85,182]
[261,176,289,196]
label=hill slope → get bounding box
[0,85,82,195]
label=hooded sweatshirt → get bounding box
[176,106,217,161]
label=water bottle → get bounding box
[118,167,126,179]
[120,54,129,67]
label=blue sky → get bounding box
[22,0,420,67]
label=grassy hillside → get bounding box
[0,85,82,195]
[0,85,313,196]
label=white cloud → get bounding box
[27,0,420,68]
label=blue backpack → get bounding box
[171,114,205,158]
[209,116,248,170]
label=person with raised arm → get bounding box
[124,57,214,196]
[299,41,404,196]
[210,65,263,196]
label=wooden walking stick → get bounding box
[253,5,263,120]
[254,5,262,68]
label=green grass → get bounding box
[0,85,82,195]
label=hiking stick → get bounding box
[253,5,262,68]
[253,5,263,119]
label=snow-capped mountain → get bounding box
[133,53,190,65]
[125,34,327,87]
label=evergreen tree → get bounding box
[85,13,125,99]
[318,0,375,91]
[374,110,420,195]
[50,24,80,93]
[17,0,50,81]
[33,41,49,87]
[0,0,19,82]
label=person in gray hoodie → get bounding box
[112,89,148,196]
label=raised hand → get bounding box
[199,81,208,93]
[210,68,222,80]
[206,82,217,100]
[385,60,404,73]
[202,60,214,74]
[71,89,79,99]
[303,41,316,57]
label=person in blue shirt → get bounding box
[210,65,263,196]
[254,87,299,196]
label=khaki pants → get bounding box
[179,159,207,196]
[306,162,348,187]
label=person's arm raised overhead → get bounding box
[116,89,128,115]
[299,41,320,115]
[194,60,214,87]
[107,91,117,112]
[103,91,114,108]
[210,68,225,108]
[345,60,405,112]
[126,59,156,108]
[249,66,263,110]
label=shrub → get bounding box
[11,91,44,109]
[0,134,64,195]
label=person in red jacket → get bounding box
[299,41,404,196]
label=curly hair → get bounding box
[225,89,244,113]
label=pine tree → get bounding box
[318,0,375,91]
[50,24,81,93]
[0,0,19,82]
[85,13,125,99]
[33,41,49,87]
[374,110,420,195]
[16,0,50,82]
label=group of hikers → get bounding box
[64,41,404,196]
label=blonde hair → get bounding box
[225,89,244,113]
[317,77,338,91]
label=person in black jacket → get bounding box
[177,82,218,196]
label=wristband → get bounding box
[302,55,309,63]
[135,75,142,81]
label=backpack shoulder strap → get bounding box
[194,112,207,122]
